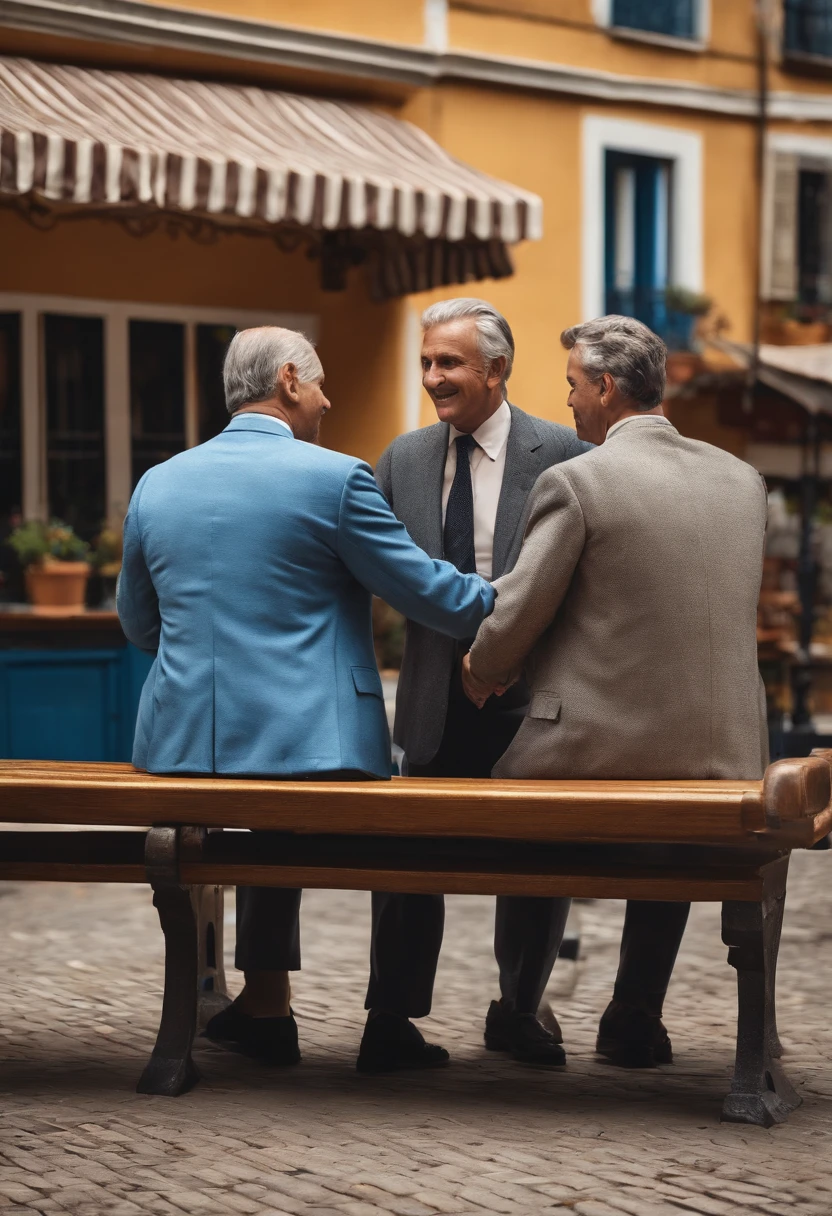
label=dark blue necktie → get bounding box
[444,433,477,574]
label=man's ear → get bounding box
[278,362,300,402]
[485,355,507,390]
[600,372,615,405]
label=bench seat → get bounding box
[1,753,830,1127]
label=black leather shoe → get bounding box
[595,1000,672,1068]
[484,1000,566,1066]
[357,1012,449,1074]
[203,1000,300,1066]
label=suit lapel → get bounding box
[402,422,448,558]
[491,405,545,579]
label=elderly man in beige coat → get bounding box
[463,314,768,1068]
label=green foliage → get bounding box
[90,526,123,574]
[7,519,90,566]
[665,286,713,317]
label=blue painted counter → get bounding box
[0,609,153,761]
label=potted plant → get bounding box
[91,526,123,610]
[664,286,713,353]
[8,520,91,615]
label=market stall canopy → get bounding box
[0,55,542,297]
[715,340,832,416]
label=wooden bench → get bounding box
[2,753,831,1128]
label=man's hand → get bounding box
[461,652,505,709]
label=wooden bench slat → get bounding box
[0,762,766,843]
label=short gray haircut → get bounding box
[421,298,514,398]
[223,326,323,415]
[560,315,667,410]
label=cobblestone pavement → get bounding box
[1,853,831,1216]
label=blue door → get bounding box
[604,150,673,340]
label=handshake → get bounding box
[460,652,513,710]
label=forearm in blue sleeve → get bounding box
[337,464,494,639]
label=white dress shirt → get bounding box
[606,413,672,439]
[441,399,512,581]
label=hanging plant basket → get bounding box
[25,560,91,615]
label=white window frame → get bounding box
[591,0,710,50]
[423,0,448,51]
[767,132,832,162]
[581,115,704,322]
[0,292,317,527]
[763,132,832,303]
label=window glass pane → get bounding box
[197,324,236,444]
[0,313,23,603]
[785,1,832,58]
[0,313,22,530]
[612,0,695,39]
[798,170,832,307]
[130,320,186,486]
[44,314,105,539]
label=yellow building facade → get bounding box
[1,0,831,535]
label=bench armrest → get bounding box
[762,753,832,846]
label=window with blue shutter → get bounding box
[784,1,832,59]
[611,0,696,40]
[604,151,679,342]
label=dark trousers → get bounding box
[234,770,365,974]
[366,671,570,1019]
[612,898,691,1016]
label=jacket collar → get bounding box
[224,413,295,439]
[606,415,676,441]
[491,404,545,578]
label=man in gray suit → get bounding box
[464,315,768,1067]
[360,298,590,1073]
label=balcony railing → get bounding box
[611,0,696,40]
[784,0,832,60]
[605,287,696,351]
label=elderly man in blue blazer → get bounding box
[117,325,494,1073]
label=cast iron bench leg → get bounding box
[137,827,200,1096]
[721,856,801,1127]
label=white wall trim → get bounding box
[0,293,319,335]
[768,132,832,161]
[402,307,424,435]
[1,291,317,524]
[423,0,448,52]
[581,115,703,322]
[591,0,612,26]
[3,0,832,122]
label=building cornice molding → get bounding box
[3,0,832,122]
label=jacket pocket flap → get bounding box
[351,665,384,698]
[528,693,561,721]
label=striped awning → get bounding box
[0,56,542,297]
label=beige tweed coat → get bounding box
[468,417,769,781]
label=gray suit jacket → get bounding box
[469,418,769,781]
[375,404,591,764]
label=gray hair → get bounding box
[560,315,667,409]
[421,298,514,398]
[223,326,323,415]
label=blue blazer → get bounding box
[117,413,494,778]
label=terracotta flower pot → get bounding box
[25,561,91,615]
